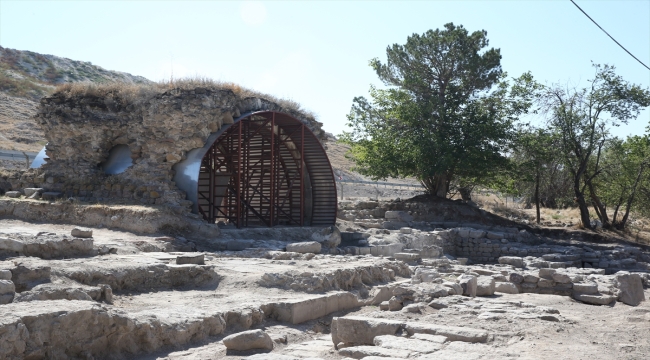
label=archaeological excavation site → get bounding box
[1,82,650,360]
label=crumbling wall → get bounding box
[14,85,324,212]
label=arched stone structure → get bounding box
[173,111,337,228]
[24,84,336,227]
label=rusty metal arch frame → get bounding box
[194,111,337,228]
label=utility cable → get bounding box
[570,0,650,71]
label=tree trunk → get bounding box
[434,172,449,198]
[459,187,472,201]
[587,181,610,228]
[573,176,592,229]
[617,163,647,229]
[535,170,541,224]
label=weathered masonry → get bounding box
[26,84,337,227]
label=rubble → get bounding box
[222,329,274,351]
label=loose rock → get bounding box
[71,227,93,238]
[222,329,273,351]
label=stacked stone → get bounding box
[2,86,325,209]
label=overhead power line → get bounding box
[570,0,650,71]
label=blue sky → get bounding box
[1,1,649,138]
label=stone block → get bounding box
[523,274,539,283]
[498,256,524,268]
[412,268,439,283]
[24,188,44,197]
[537,278,555,288]
[0,269,12,280]
[614,272,645,306]
[388,296,402,311]
[71,227,93,238]
[373,335,442,353]
[394,252,420,263]
[382,221,408,230]
[338,345,411,359]
[222,329,273,351]
[574,293,616,305]
[486,231,504,239]
[286,241,321,254]
[420,245,440,259]
[404,323,488,343]
[176,254,205,265]
[5,191,21,198]
[468,230,486,238]
[370,243,404,257]
[270,292,361,324]
[572,282,598,295]
[458,274,477,297]
[41,192,63,201]
[397,226,414,235]
[0,237,25,252]
[476,276,495,296]
[311,226,341,248]
[442,281,463,295]
[509,273,524,284]
[521,282,537,292]
[0,279,15,304]
[552,272,572,284]
[495,282,519,294]
[538,268,556,280]
[11,264,51,292]
[331,316,402,345]
[385,211,413,222]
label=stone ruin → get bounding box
[21,84,324,208]
[0,192,648,358]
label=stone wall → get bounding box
[3,86,324,213]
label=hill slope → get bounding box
[0,46,152,152]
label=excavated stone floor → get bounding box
[1,217,650,359]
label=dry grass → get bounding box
[0,93,44,152]
[54,76,317,121]
[0,76,320,152]
[472,189,650,245]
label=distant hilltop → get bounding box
[0,46,153,152]
[0,46,152,101]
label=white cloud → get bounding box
[240,1,267,26]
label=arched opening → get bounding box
[175,111,337,228]
[100,144,133,174]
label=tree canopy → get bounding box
[537,64,650,229]
[342,23,532,197]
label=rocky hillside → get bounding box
[0,46,152,152]
[0,46,151,100]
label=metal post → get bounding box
[270,113,275,226]
[208,147,214,221]
[236,120,242,228]
[300,124,304,226]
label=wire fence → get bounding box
[335,179,424,190]
[0,150,37,162]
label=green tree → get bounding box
[597,136,650,229]
[538,64,650,229]
[342,23,532,197]
[509,127,562,224]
